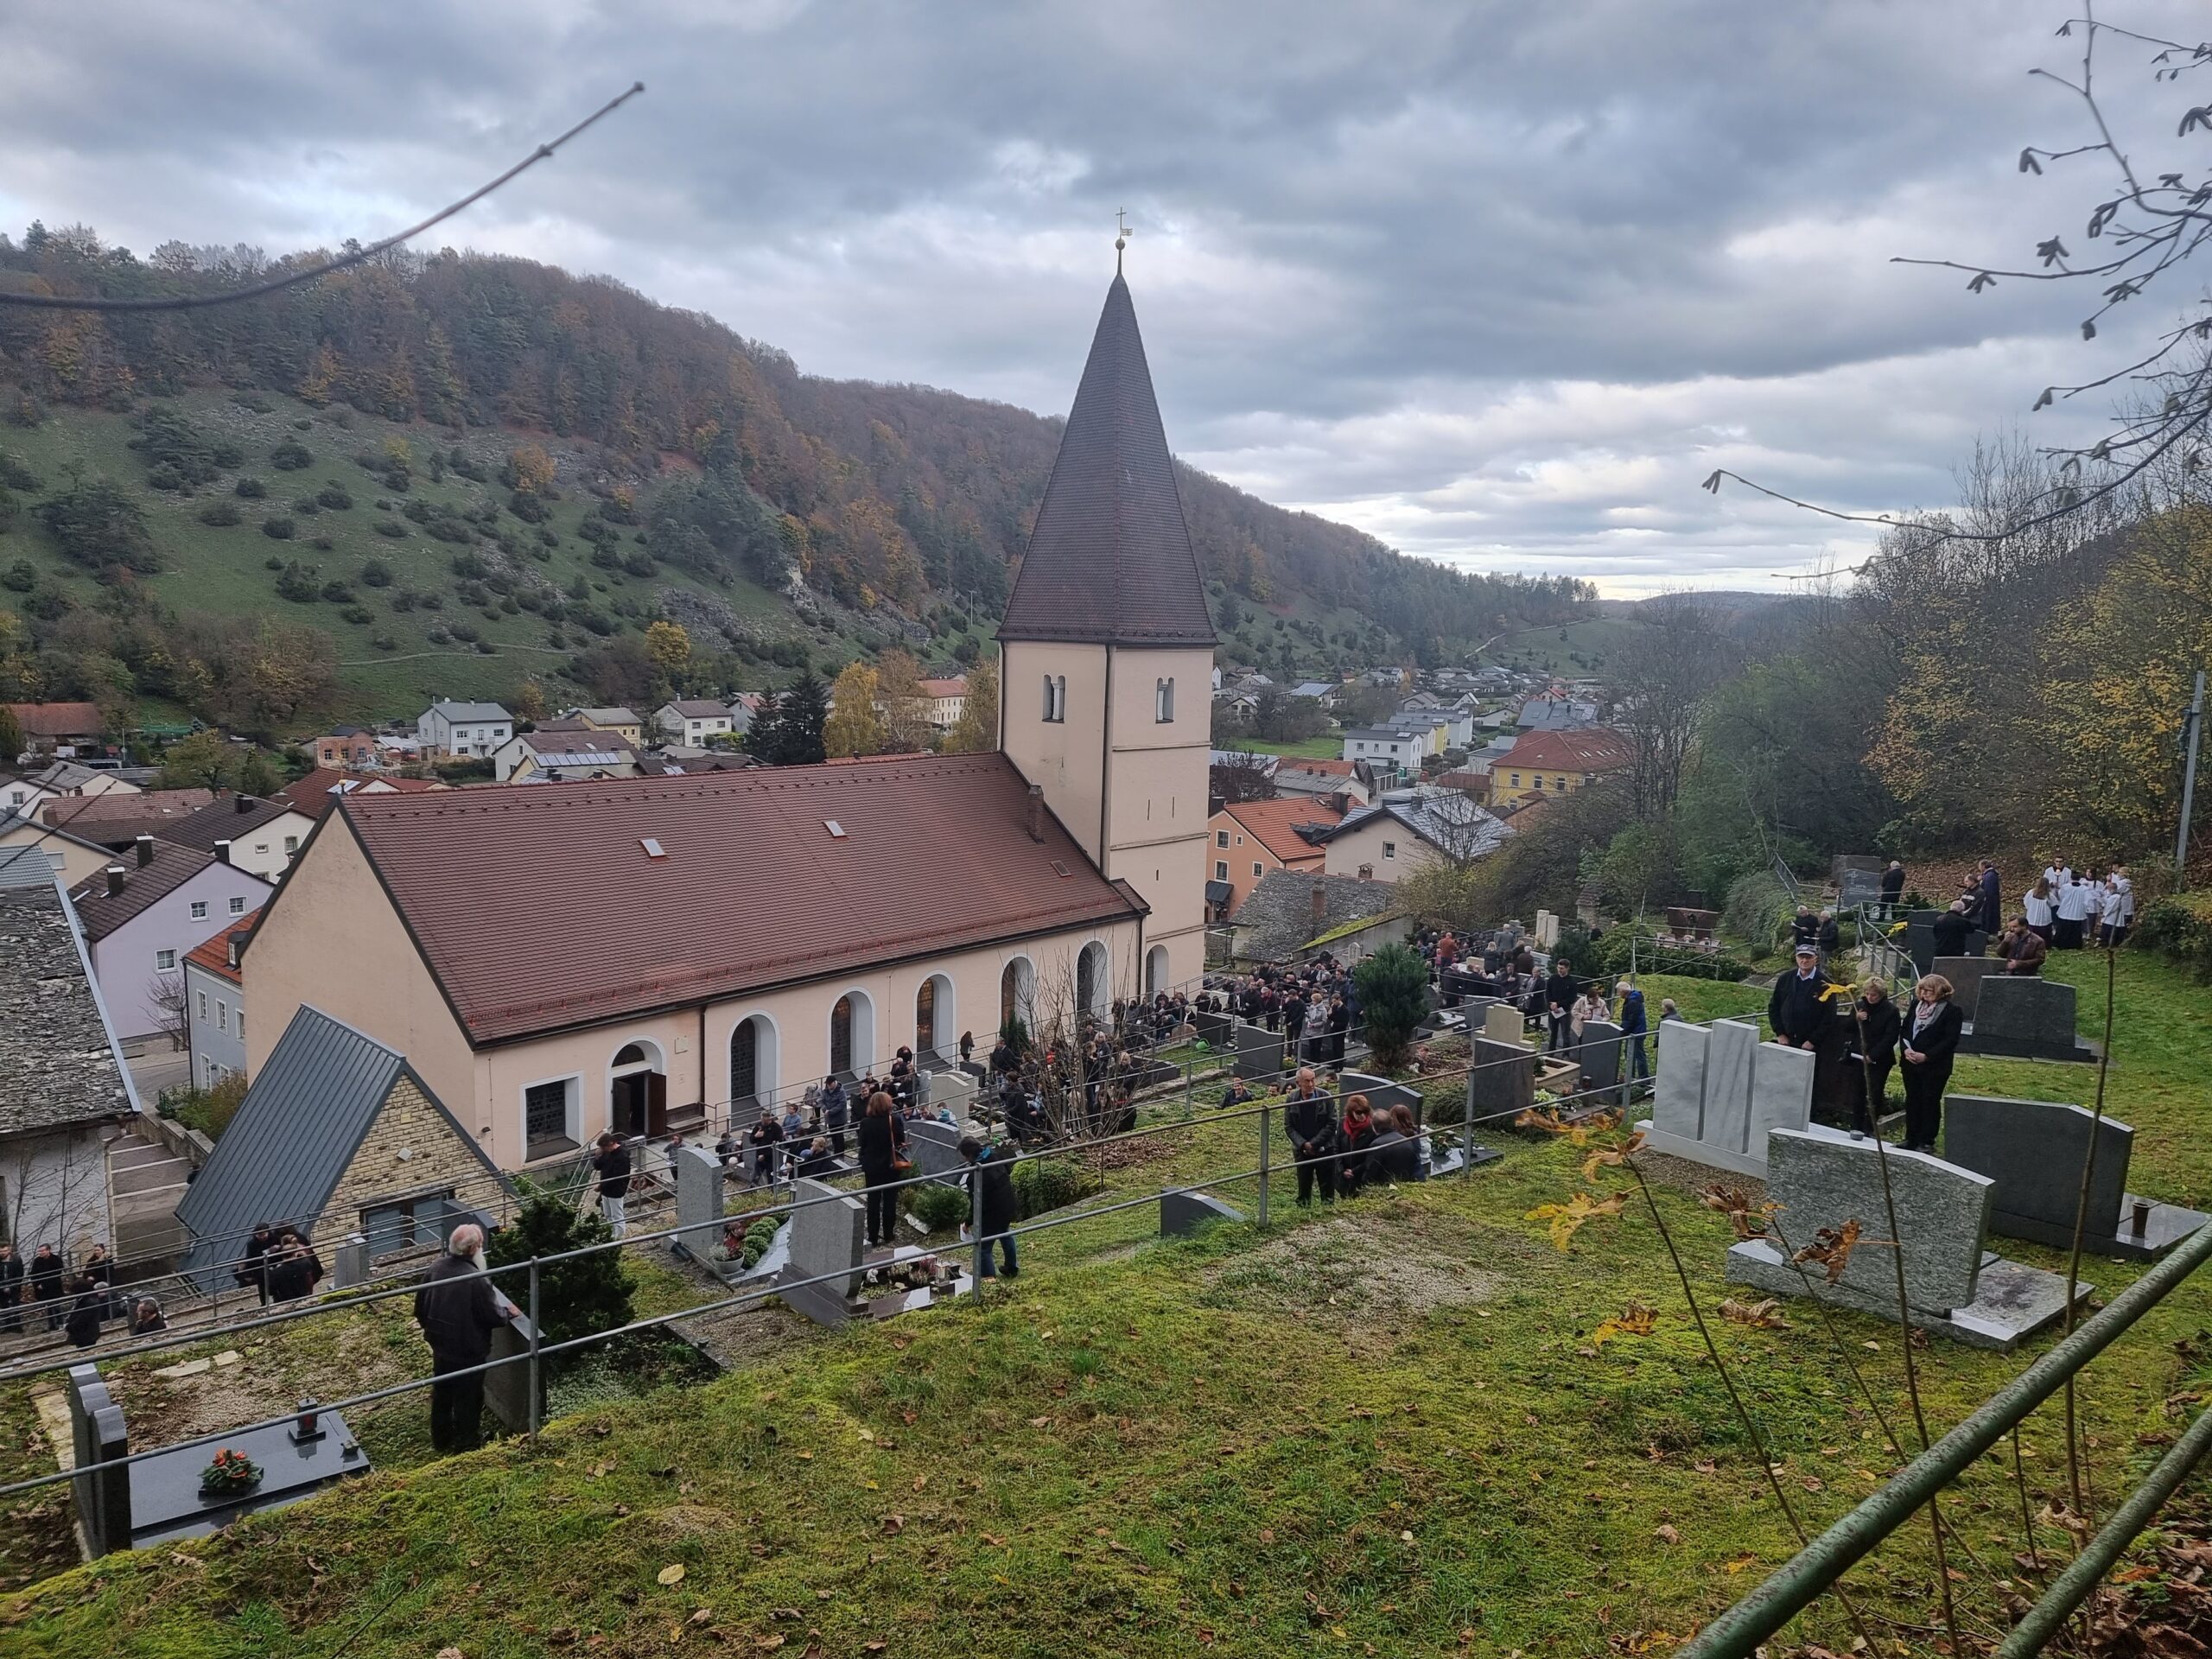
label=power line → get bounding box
[0,83,645,315]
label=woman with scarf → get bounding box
[1336,1095,1379,1198]
[1897,975,1962,1154]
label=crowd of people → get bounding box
[1281,1071,1427,1204]
[0,1238,168,1351]
[1765,940,1967,1155]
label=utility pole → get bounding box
[2180,669,2206,874]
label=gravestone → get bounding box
[671,1145,725,1261]
[1637,1019,1811,1178]
[481,1288,543,1432]
[904,1117,968,1184]
[331,1234,370,1290]
[1535,910,1560,948]
[1484,1003,1528,1046]
[1467,1037,1535,1122]
[1942,1095,2207,1257]
[1235,1023,1286,1080]
[919,1067,979,1121]
[1904,919,1986,975]
[781,1176,866,1326]
[1160,1189,1246,1236]
[68,1365,130,1557]
[1725,1127,2089,1351]
[1574,1020,1623,1091]
[1960,975,2095,1062]
[1338,1070,1424,1126]
[1192,1008,1234,1049]
[1932,955,1999,1020]
[1839,868,1885,909]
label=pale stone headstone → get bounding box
[1576,1020,1622,1090]
[782,1176,866,1325]
[919,1067,979,1121]
[1700,1020,1758,1157]
[672,1145,724,1257]
[1747,1040,1816,1154]
[1468,1037,1535,1122]
[1484,1003,1528,1047]
[332,1234,370,1289]
[1651,1020,1708,1141]
[1640,1020,1811,1179]
[1535,910,1560,948]
[1764,1128,1989,1311]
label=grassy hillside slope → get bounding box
[7,952,2208,1658]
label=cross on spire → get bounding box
[1115,207,1132,273]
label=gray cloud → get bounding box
[0,0,2196,593]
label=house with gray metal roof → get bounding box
[415,700,512,759]
[176,1005,509,1288]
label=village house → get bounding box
[1272,756,1374,806]
[0,813,120,887]
[4,701,106,756]
[493,727,645,784]
[655,700,734,747]
[159,793,320,881]
[918,675,969,733]
[244,266,1215,1170]
[2,759,139,824]
[37,786,219,855]
[1317,788,1511,883]
[183,913,257,1090]
[569,707,646,746]
[1206,795,1348,913]
[1489,727,1633,808]
[726,694,766,736]
[66,841,271,1045]
[312,728,385,771]
[0,846,132,1260]
[414,700,512,759]
[1339,727,1423,777]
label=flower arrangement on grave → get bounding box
[198,1447,263,1496]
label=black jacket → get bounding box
[1542,972,1578,1014]
[1853,995,1902,1062]
[1899,1000,1963,1070]
[1284,1094,1336,1156]
[1929,912,1973,958]
[1880,867,1906,900]
[414,1251,506,1365]
[0,1255,22,1299]
[29,1254,62,1300]
[592,1143,632,1198]
[1767,969,1830,1046]
[855,1112,906,1176]
[965,1149,1017,1234]
[1365,1129,1421,1185]
[65,1294,101,1348]
[266,1247,323,1303]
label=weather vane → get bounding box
[1116,207,1133,272]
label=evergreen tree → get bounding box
[1351,944,1431,1075]
[486,1178,635,1368]
[774,669,830,765]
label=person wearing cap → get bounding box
[1767,943,1830,1052]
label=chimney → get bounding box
[104,864,125,899]
[1026,784,1046,843]
[134,834,155,868]
[1310,880,1329,929]
[235,793,256,815]
[213,838,232,866]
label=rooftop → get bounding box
[65,841,245,941]
[158,794,306,854]
[1230,870,1402,964]
[424,700,511,723]
[182,911,261,985]
[1218,796,1346,864]
[318,753,1147,1046]
[5,701,103,738]
[1503,727,1634,772]
[277,770,442,822]
[0,847,134,1135]
[662,700,730,719]
[1319,792,1511,861]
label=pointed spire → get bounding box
[999,273,1217,649]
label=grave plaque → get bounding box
[1468,1037,1535,1122]
[920,1067,979,1120]
[904,1117,968,1184]
[1650,1021,1707,1141]
[1484,1004,1528,1046]
[1235,1023,1286,1080]
[1764,1128,1990,1311]
[1700,1020,1758,1157]
[1839,869,1885,909]
[671,1145,725,1260]
[1940,1095,2203,1256]
[1961,976,2094,1062]
[1338,1070,1424,1126]
[1160,1190,1245,1236]
[782,1176,866,1324]
[1748,1040,1816,1152]
[1932,955,1999,1020]
[1638,1021,1811,1179]
[1575,1020,1623,1091]
[1192,1008,1234,1049]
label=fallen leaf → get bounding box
[1592,1300,1659,1345]
[753,1638,785,1652]
[1724,1554,1758,1574]
[881,1515,905,1536]
[1655,1525,1681,1546]
[1792,1218,1865,1286]
[796,1450,813,1460]
[438,1650,464,1659]
[658,1564,688,1586]
[857,1427,874,1442]
[1719,1297,1791,1331]
[690,1609,715,1624]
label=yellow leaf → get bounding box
[658,1564,687,1586]
[857,1427,874,1442]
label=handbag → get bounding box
[892,1154,914,1174]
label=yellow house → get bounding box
[1490,728,1632,808]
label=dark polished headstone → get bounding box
[1960,976,2094,1062]
[1468,1037,1535,1122]
[1573,1021,1622,1091]
[1933,956,1999,1019]
[128,1409,369,1548]
[1235,1023,1286,1080]
[1338,1070,1423,1126]
[1160,1189,1245,1236]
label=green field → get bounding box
[0,390,839,725]
[7,950,2209,1656]
[1482,613,1646,678]
[1237,732,1346,760]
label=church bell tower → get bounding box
[999,263,1217,998]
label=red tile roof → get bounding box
[278,770,442,821]
[41,788,214,825]
[328,753,1147,1046]
[1280,757,1357,777]
[1503,728,1633,773]
[5,702,102,739]
[183,912,260,984]
[1219,797,1344,865]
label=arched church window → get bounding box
[1041,675,1065,723]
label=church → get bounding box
[238,268,1217,1172]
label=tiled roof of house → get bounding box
[664,700,729,719]
[574,707,642,726]
[65,841,232,941]
[1318,793,1512,861]
[1281,757,1356,777]
[918,677,968,697]
[999,274,1216,648]
[182,912,260,985]
[278,770,442,821]
[326,753,1147,1045]
[517,729,639,761]
[40,787,211,829]
[0,848,133,1133]
[1220,797,1346,865]
[158,795,305,855]
[426,700,510,722]
[1503,728,1633,773]
[1230,870,1402,964]
[5,702,103,739]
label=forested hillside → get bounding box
[0,223,1592,725]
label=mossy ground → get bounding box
[3,953,2207,1656]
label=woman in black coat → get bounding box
[1852,981,1902,1133]
[855,1090,907,1249]
[1897,975,1962,1154]
[1363,1103,1423,1186]
[63,1278,102,1349]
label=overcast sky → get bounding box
[3,1,2201,594]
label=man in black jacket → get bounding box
[0,1243,22,1334]
[959,1138,1019,1279]
[1283,1069,1338,1207]
[591,1133,632,1237]
[1542,960,1580,1054]
[414,1223,508,1454]
[1767,945,1829,1051]
[1878,861,1907,918]
[29,1244,63,1331]
[1929,899,1974,960]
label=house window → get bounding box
[1042,675,1066,723]
[1510,773,1521,788]
[196,991,208,1022]
[1251,861,1264,878]
[229,897,246,915]
[44,849,63,873]
[1532,776,1544,791]
[156,949,177,971]
[524,1077,581,1160]
[1554,776,1567,791]
[216,1000,228,1034]
[252,843,269,856]
[284,836,299,854]
[190,900,208,920]
[1382,842,1397,861]
[237,1008,244,1041]
[1214,860,1229,880]
[1155,677,1175,722]
[361,1191,459,1259]
[1216,830,1229,849]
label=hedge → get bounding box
[2134,890,2212,981]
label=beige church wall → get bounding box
[243,816,477,1123]
[999,640,1109,861]
[1103,645,1212,965]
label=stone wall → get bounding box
[321,1075,491,1237]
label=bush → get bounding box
[234,475,267,499]
[292,496,321,516]
[359,557,392,587]
[1722,871,1795,956]
[320,580,353,603]
[273,561,320,601]
[622,551,658,578]
[157,1072,249,1140]
[1012,1157,1099,1222]
[389,589,417,613]
[196,499,243,527]
[270,438,312,470]
[2135,892,2212,981]
[448,621,480,644]
[904,1181,970,1233]
[340,605,373,626]
[261,515,296,540]
[0,559,33,592]
[311,534,335,552]
[486,1179,633,1367]
[449,550,488,579]
[264,556,287,571]
[317,482,353,511]
[370,632,397,652]
[373,518,408,538]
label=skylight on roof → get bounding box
[824,820,846,838]
[640,837,665,859]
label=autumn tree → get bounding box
[874,648,934,753]
[645,620,692,683]
[823,661,882,759]
[1611,594,1735,819]
[504,442,557,497]
[944,657,999,753]
[0,702,21,766]
[511,677,548,723]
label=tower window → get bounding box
[1042,675,1066,724]
[1155,677,1175,722]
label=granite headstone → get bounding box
[1700,1020,1758,1158]
[1574,1020,1623,1091]
[1932,955,1999,1020]
[1338,1070,1425,1126]
[1468,1037,1535,1122]
[1650,1020,1708,1142]
[1235,1023,1287,1080]
[1763,1128,1990,1311]
[1484,1004,1528,1046]
[1160,1189,1246,1236]
[782,1176,866,1325]
[1961,976,2094,1061]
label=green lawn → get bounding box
[1236,733,1345,760]
[1482,614,1646,678]
[5,950,2208,1657]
